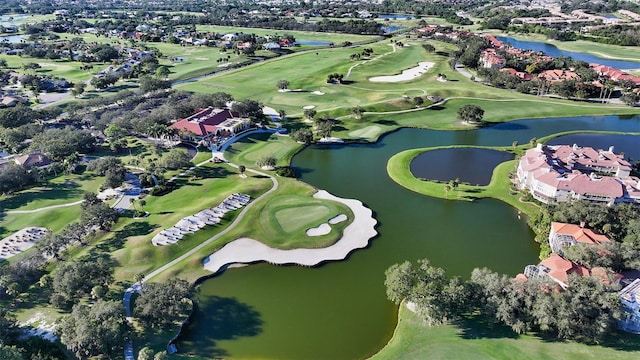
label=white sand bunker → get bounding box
[369,62,435,83]
[303,105,316,110]
[312,91,325,95]
[306,223,331,236]
[195,57,209,60]
[217,63,233,68]
[329,214,347,224]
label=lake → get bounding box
[377,14,415,20]
[410,148,514,186]
[0,34,26,43]
[497,36,640,70]
[177,114,640,359]
[294,39,332,46]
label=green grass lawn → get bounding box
[196,25,380,45]
[223,132,302,167]
[150,176,354,283]
[372,305,640,360]
[180,37,637,141]
[0,54,108,82]
[0,173,103,212]
[263,191,351,244]
[387,145,540,217]
[109,163,273,282]
[0,206,82,239]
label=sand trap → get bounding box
[195,57,209,60]
[303,105,316,110]
[203,190,377,273]
[369,62,435,83]
[317,137,344,143]
[306,223,331,236]
[217,63,233,68]
[312,91,325,95]
[329,214,347,224]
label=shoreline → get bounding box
[203,189,377,273]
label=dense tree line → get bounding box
[134,278,194,329]
[385,259,622,342]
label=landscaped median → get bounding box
[386,145,539,217]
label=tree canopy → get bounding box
[456,104,485,124]
[134,278,193,329]
[30,127,94,160]
[57,300,130,358]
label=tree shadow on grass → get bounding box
[95,221,158,254]
[0,181,86,211]
[456,315,518,340]
[457,315,640,353]
[176,295,263,357]
[375,119,398,126]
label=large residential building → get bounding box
[521,253,590,289]
[517,144,640,206]
[549,221,611,254]
[168,107,251,143]
[480,49,506,69]
[538,69,580,83]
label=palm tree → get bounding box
[238,165,246,177]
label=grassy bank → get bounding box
[372,304,640,360]
[386,145,539,217]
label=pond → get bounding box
[377,14,415,20]
[0,14,29,27]
[410,148,514,186]
[497,36,640,70]
[178,115,640,359]
[294,39,333,46]
[0,34,26,43]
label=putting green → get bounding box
[349,125,383,139]
[274,205,332,233]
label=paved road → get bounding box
[111,173,142,211]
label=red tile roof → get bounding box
[551,222,611,246]
[540,253,590,286]
[168,107,238,137]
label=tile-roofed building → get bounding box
[500,67,533,81]
[517,144,639,206]
[538,69,580,83]
[168,107,240,142]
[523,253,590,289]
[13,151,52,168]
[480,49,506,69]
[590,63,640,86]
[548,221,610,254]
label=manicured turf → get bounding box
[0,206,83,239]
[387,145,540,217]
[195,25,380,45]
[274,204,332,233]
[151,176,354,283]
[0,173,103,212]
[180,37,637,141]
[109,163,273,282]
[372,305,640,360]
[223,132,302,167]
